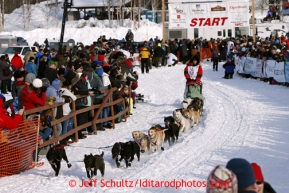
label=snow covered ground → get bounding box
[1,62,289,192]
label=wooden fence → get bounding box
[23,87,130,148]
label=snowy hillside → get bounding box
[1,1,162,46]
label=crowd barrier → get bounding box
[200,48,212,60]
[0,118,42,177]
[234,56,289,83]
[0,86,130,177]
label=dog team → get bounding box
[46,97,203,179]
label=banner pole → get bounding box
[252,0,256,43]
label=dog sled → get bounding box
[183,84,204,110]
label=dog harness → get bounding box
[53,144,66,151]
[134,139,142,147]
[94,155,104,160]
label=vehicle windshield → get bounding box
[3,47,22,54]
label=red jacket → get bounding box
[0,98,22,130]
[11,54,24,69]
[22,85,46,110]
[184,62,203,86]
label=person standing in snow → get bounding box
[11,51,24,71]
[25,57,37,77]
[0,95,24,130]
[211,47,220,71]
[125,29,134,49]
[222,57,235,79]
[44,38,49,49]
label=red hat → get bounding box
[14,51,18,55]
[103,63,110,67]
[125,59,133,69]
[251,163,264,181]
[43,48,49,53]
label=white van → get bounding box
[2,46,37,61]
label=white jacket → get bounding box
[59,88,77,115]
[102,72,111,87]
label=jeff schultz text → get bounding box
[75,179,207,189]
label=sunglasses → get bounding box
[256,180,263,185]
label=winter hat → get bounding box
[58,68,66,76]
[43,48,49,53]
[103,66,111,73]
[14,70,27,79]
[32,78,43,88]
[207,165,238,193]
[74,63,82,71]
[29,56,35,61]
[276,49,281,53]
[125,59,133,69]
[190,55,200,65]
[103,63,110,68]
[226,158,256,190]
[95,66,104,76]
[98,54,105,62]
[48,60,56,66]
[41,78,50,88]
[59,76,66,84]
[51,78,61,90]
[14,51,19,55]
[25,73,36,84]
[251,163,264,182]
[64,70,79,86]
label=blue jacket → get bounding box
[223,62,235,73]
[25,62,37,77]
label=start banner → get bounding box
[168,1,249,29]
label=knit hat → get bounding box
[29,56,35,61]
[14,51,19,55]
[103,66,111,73]
[59,76,66,83]
[41,78,50,88]
[32,78,43,88]
[25,73,36,84]
[95,66,104,76]
[51,78,61,90]
[74,63,82,71]
[251,163,264,182]
[48,60,56,66]
[190,55,200,65]
[64,70,79,86]
[125,59,133,69]
[207,165,238,193]
[43,48,49,53]
[226,158,256,190]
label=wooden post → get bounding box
[252,0,256,43]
